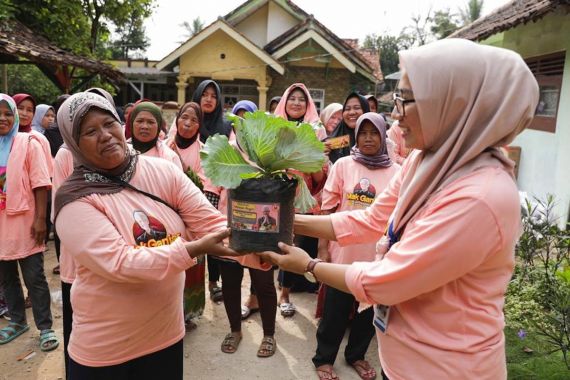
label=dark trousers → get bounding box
[0,252,52,330]
[219,260,277,335]
[312,286,375,367]
[207,255,221,283]
[280,234,318,290]
[62,281,73,380]
[69,339,183,380]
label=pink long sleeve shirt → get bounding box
[0,134,51,260]
[322,156,399,264]
[52,147,75,283]
[331,157,519,380]
[56,156,227,367]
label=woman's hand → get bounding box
[187,229,240,258]
[257,242,312,275]
[31,217,47,246]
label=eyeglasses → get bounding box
[392,93,415,118]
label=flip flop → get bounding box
[316,364,339,380]
[350,360,377,380]
[241,305,259,320]
[39,329,59,352]
[279,302,296,317]
[0,322,30,345]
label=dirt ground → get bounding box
[0,242,381,380]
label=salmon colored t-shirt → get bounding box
[171,140,218,195]
[56,156,227,367]
[332,159,519,379]
[52,147,75,283]
[137,140,183,171]
[30,130,54,177]
[322,157,399,264]
[0,135,51,260]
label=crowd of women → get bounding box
[0,39,539,380]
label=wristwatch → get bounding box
[304,258,323,283]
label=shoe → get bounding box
[279,302,296,317]
[241,305,259,320]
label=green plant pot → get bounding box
[228,176,297,253]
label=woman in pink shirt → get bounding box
[54,92,239,379]
[260,39,539,380]
[0,93,58,352]
[386,121,410,165]
[127,101,183,170]
[314,113,400,380]
[273,83,327,317]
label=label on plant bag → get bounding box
[230,201,280,233]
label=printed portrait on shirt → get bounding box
[132,210,167,245]
[346,177,377,209]
[0,167,6,210]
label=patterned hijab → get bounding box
[54,92,137,219]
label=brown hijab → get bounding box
[54,92,137,219]
[391,39,539,234]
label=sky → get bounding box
[144,0,512,60]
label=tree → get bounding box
[460,0,484,25]
[179,17,205,42]
[430,9,460,39]
[363,34,401,76]
[109,6,150,59]
[404,9,433,46]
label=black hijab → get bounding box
[191,80,231,143]
[329,92,370,164]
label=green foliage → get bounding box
[430,9,460,39]
[6,65,60,104]
[200,134,261,189]
[363,34,402,76]
[201,112,325,213]
[505,195,570,370]
[184,167,204,193]
[460,0,485,25]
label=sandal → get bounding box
[53,265,60,275]
[316,364,339,380]
[257,336,276,358]
[39,329,59,352]
[209,286,223,303]
[0,322,29,345]
[241,305,259,320]
[221,332,242,354]
[24,296,32,309]
[279,302,296,317]
[350,360,377,380]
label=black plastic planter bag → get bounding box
[228,176,297,252]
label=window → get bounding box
[308,88,325,113]
[525,51,565,133]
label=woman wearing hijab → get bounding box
[313,113,400,380]
[54,92,240,379]
[259,39,538,379]
[272,83,327,317]
[0,94,58,352]
[191,80,232,143]
[319,103,343,137]
[268,96,281,114]
[364,95,378,114]
[31,105,56,134]
[127,101,182,170]
[328,93,370,165]
[386,121,410,165]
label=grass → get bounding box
[505,327,569,379]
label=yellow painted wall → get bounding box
[179,30,267,82]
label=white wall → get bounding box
[513,50,570,226]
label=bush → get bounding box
[506,195,570,370]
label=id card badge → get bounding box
[373,304,391,333]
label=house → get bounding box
[111,0,382,111]
[451,0,570,224]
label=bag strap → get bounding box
[111,177,178,213]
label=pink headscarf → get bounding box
[12,93,36,132]
[273,83,320,124]
[390,39,539,234]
